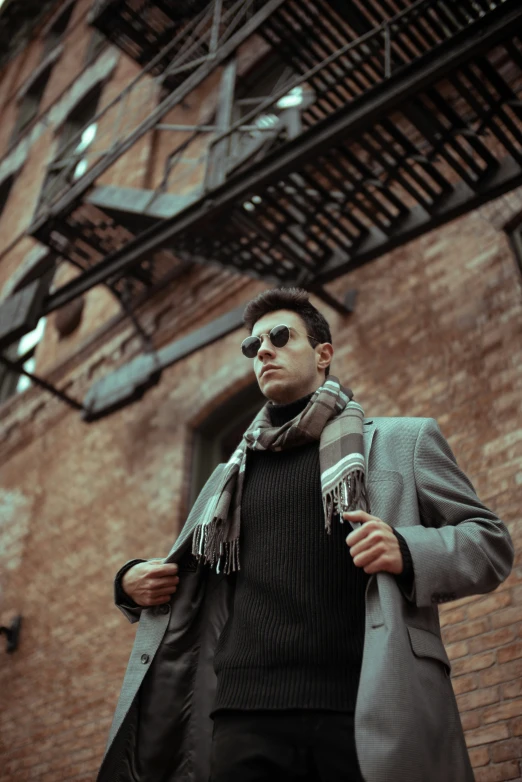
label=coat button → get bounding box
[159,604,170,614]
[141,653,150,664]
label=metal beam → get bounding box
[29,0,288,235]
[0,354,86,411]
[313,156,522,285]
[82,303,246,421]
[38,0,522,312]
[204,57,237,190]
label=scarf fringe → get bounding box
[192,518,240,574]
[323,469,370,533]
[191,378,365,573]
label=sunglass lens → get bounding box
[270,325,290,348]
[241,336,261,358]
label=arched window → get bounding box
[190,382,265,506]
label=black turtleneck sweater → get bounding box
[114,394,414,713]
[210,394,413,716]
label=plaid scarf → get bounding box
[192,376,370,574]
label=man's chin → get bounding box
[261,378,296,404]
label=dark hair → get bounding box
[242,287,332,376]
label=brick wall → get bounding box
[0,4,521,781]
[1,188,520,781]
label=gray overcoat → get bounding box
[97,417,515,782]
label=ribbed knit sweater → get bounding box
[114,394,414,715]
[210,394,413,716]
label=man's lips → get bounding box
[260,365,281,378]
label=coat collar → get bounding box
[363,418,376,474]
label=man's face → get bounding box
[251,309,331,404]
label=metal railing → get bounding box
[32,0,508,226]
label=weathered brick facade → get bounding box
[0,3,521,781]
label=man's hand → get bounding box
[121,559,180,607]
[344,510,404,575]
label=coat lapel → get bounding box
[363,418,376,476]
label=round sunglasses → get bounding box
[241,324,319,358]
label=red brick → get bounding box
[469,746,490,768]
[444,619,491,644]
[466,723,510,748]
[474,762,521,782]
[497,643,522,665]
[491,607,522,630]
[511,717,522,737]
[469,626,517,655]
[452,674,479,695]
[467,591,512,620]
[451,652,496,677]
[479,660,522,688]
[461,710,484,731]
[502,680,522,699]
[457,686,500,712]
[440,606,468,628]
[446,640,469,660]
[489,738,522,763]
[482,698,522,725]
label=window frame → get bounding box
[189,381,265,507]
[506,214,522,282]
[41,0,76,58]
[10,64,54,144]
[0,175,14,223]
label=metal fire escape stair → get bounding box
[1,0,521,420]
[31,0,522,310]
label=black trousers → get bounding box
[209,710,366,782]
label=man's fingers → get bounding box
[343,510,374,522]
[147,576,179,592]
[352,543,386,567]
[148,562,179,576]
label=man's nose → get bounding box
[257,335,275,360]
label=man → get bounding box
[98,288,514,782]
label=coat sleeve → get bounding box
[394,418,514,608]
[114,559,148,624]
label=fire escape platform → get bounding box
[86,184,203,233]
[3,0,522,419]
[35,0,522,314]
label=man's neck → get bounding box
[268,393,313,427]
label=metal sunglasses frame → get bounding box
[241,323,320,358]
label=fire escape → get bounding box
[1,0,521,420]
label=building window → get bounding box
[10,65,53,143]
[85,29,106,65]
[190,382,265,506]
[0,175,13,222]
[228,53,313,177]
[42,1,76,58]
[507,216,522,280]
[14,318,47,394]
[0,317,47,403]
[42,82,103,203]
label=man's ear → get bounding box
[317,342,334,373]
